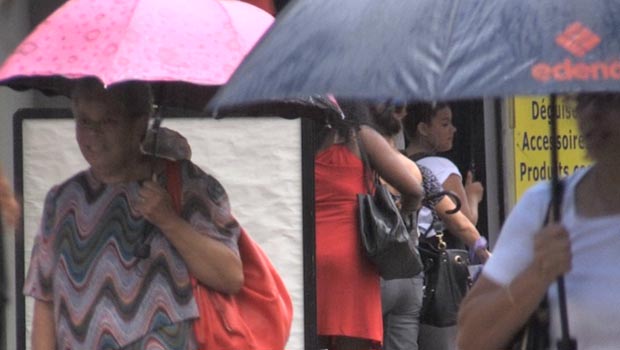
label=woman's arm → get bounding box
[137,180,244,294]
[435,196,490,262]
[457,223,571,349]
[442,171,483,224]
[358,126,424,214]
[0,167,20,227]
[32,300,56,350]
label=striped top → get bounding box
[24,160,240,349]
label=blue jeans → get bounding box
[381,273,424,350]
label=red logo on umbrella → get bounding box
[555,22,601,58]
[531,22,620,82]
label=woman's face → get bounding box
[576,95,620,161]
[422,106,456,152]
[393,104,407,120]
[72,91,147,180]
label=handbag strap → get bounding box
[165,160,182,213]
[354,129,378,194]
[354,130,422,234]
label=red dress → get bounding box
[315,144,382,344]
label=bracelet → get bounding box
[469,237,488,263]
[473,236,488,251]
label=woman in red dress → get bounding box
[315,100,424,349]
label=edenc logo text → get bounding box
[532,59,620,82]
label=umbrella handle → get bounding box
[134,108,164,259]
[149,108,163,162]
[556,276,577,350]
[549,94,577,350]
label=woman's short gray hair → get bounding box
[71,78,154,119]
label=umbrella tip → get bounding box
[210,105,222,119]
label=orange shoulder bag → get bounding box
[166,161,293,350]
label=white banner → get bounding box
[19,113,304,350]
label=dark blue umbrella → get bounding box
[207,1,620,348]
[208,0,620,109]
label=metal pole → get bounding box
[301,118,318,350]
[0,212,5,350]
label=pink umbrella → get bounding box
[0,0,273,109]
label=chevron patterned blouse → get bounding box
[24,160,240,349]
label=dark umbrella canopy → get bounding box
[206,1,620,348]
[4,76,219,110]
[208,0,620,110]
[213,95,344,120]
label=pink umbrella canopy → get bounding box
[0,0,273,108]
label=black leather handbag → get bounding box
[418,226,472,327]
[357,178,423,280]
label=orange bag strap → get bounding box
[164,160,211,347]
[165,160,182,213]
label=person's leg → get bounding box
[418,325,458,350]
[381,274,424,350]
[381,278,398,348]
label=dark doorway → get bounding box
[438,99,489,239]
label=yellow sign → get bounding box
[513,96,591,199]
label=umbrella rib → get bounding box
[103,0,144,87]
[212,0,246,60]
[436,0,461,98]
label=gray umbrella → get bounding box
[206,0,620,347]
[208,0,620,108]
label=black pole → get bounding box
[0,212,5,350]
[301,118,318,350]
[550,94,577,350]
[14,111,26,350]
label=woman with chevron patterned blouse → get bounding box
[24,78,244,350]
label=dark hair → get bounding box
[575,92,620,114]
[337,99,372,125]
[327,99,371,141]
[402,102,449,140]
[367,104,402,137]
[312,98,365,152]
[71,78,154,120]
